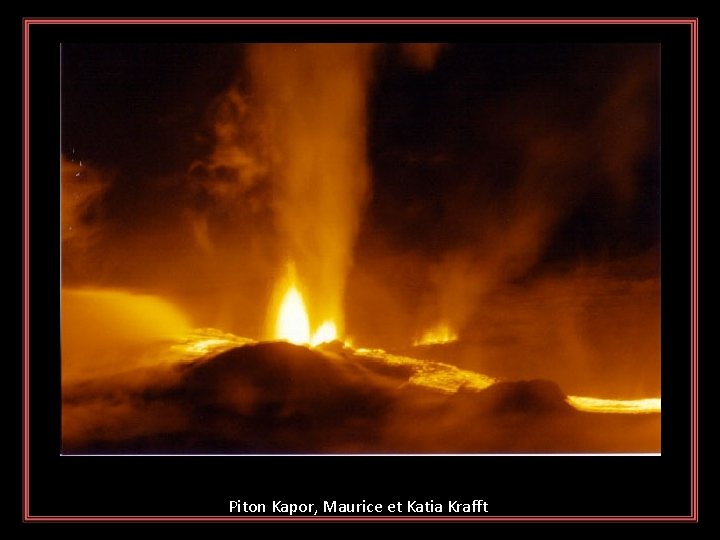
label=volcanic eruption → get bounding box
[61,42,661,454]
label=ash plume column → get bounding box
[249,45,376,339]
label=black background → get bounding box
[25,20,695,520]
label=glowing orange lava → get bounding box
[167,328,661,415]
[311,321,338,346]
[567,396,661,414]
[275,284,311,345]
[271,263,340,346]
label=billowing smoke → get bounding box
[341,44,659,398]
[442,61,653,335]
[248,45,376,338]
[61,287,190,383]
[61,155,108,251]
[186,87,270,254]
[369,45,659,347]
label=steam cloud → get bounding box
[433,59,657,336]
[61,288,191,383]
[360,46,660,354]
[186,87,270,254]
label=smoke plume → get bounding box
[61,155,108,248]
[415,48,659,338]
[248,44,376,338]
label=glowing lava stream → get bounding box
[169,328,661,414]
[566,396,661,414]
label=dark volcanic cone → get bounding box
[62,342,659,454]
[472,379,574,415]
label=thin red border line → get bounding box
[690,17,699,523]
[22,17,698,523]
[23,17,698,25]
[22,18,31,523]
[685,17,697,523]
[23,515,699,522]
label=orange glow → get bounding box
[167,329,661,416]
[270,263,341,346]
[61,287,192,382]
[166,329,661,416]
[567,396,661,414]
[171,328,255,359]
[354,345,660,414]
[250,45,375,348]
[311,321,338,346]
[275,284,311,345]
[414,323,459,346]
[354,347,496,392]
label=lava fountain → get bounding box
[275,281,310,345]
[272,262,339,346]
[250,44,375,344]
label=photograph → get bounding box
[60,41,662,455]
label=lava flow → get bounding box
[168,326,661,415]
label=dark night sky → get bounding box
[61,43,660,396]
[62,42,659,266]
[366,43,659,261]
